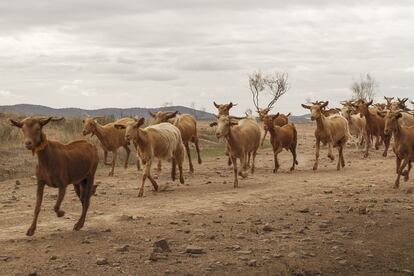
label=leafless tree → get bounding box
[249,71,290,113]
[351,73,378,102]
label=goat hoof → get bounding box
[26,227,36,236]
[313,165,318,171]
[73,222,84,231]
[138,191,144,197]
[382,152,387,157]
[108,172,114,177]
[56,210,65,217]
[198,159,202,164]
[290,167,294,172]
[180,177,184,184]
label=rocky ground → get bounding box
[1,124,414,275]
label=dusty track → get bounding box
[1,124,414,275]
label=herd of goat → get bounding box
[7,96,414,236]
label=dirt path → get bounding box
[1,124,414,275]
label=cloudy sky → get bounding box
[1,0,414,115]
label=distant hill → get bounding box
[0,104,311,123]
[0,104,216,120]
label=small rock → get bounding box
[288,252,297,258]
[263,224,273,232]
[28,272,37,276]
[247,259,257,267]
[50,255,58,261]
[97,257,109,265]
[298,208,310,213]
[358,207,367,215]
[338,259,348,265]
[153,239,171,253]
[405,187,413,194]
[15,180,21,186]
[236,250,252,255]
[116,245,129,252]
[185,246,204,254]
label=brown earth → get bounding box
[1,123,414,276]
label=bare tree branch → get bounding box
[351,73,378,102]
[248,71,290,113]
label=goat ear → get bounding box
[10,119,23,128]
[301,104,311,110]
[321,101,329,108]
[148,111,156,118]
[396,112,403,119]
[286,112,291,117]
[39,117,53,127]
[209,122,217,127]
[213,101,219,108]
[228,102,233,109]
[335,108,341,112]
[230,122,238,126]
[274,112,280,118]
[167,111,178,119]
[137,117,145,127]
[114,124,126,130]
[367,99,373,106]
[51,116,64,122]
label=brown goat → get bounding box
[82,117,138,176]
[10,116,99,236]
[115,118,185,197]
[257,107,291,146]
[384,111,414,188]
[302,101,350,171]
[149,111,202,173]
[355,100,391,158]
[263,113,298,173]
[210,116,261,188]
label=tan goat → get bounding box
[384,111,414,188]
[10,116,99,236]
[82,117,139,176]
[210,116,261,188]
[263,113,298,173]
[149,111,202,173]
[213,101,237,116]
[302,101,350,171]
[355,100,391,157]
[341,104,367,146]
[115,118,185,197]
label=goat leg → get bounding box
[108,150,117,176]
[395,158,409,189]
[194,137,202,164]
[54,186,66,217]
[382,134,391,157]
[171,158,177,181]
[103,150,111,165]
[27,182,45,236]
[313,139,320,171]
[327,143,335,161]
[238,154,248,178]
[184,142,194,173]
[251,151,257,174]
[261,130,268,147]
[123,145,131,169]
[403,161,412,182]
[231,156,238,188]
[74,178,92,231]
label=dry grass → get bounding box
[0,115,244,180]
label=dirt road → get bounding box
[1,124,414,275]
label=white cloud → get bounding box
[0,90,12,97]
[1,1,414,114]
